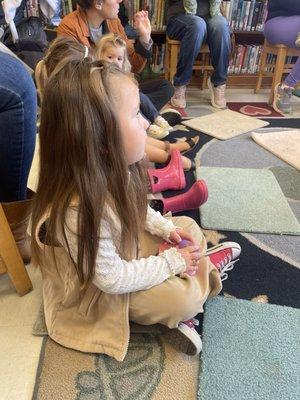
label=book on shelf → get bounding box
[125,0,166,31]
[25,0,39,17]
[222,0,268,32]
[228,43,263,74]
[151,42,166,73]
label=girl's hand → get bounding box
[177,246,201,276]
[133,11,151,43]
[169,228,197,246]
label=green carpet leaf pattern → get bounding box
[75,334,165,400]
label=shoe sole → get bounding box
[162,325,202,356]
[204,241,241,258]
[207,78,227,109]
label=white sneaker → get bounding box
[154,116,173,131]
[171,85,187,109]
[147,123,170,139]
[207,77,227,109]
[296,33,300,47]
[163,318,202,356]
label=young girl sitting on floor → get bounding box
[95,33,198,170]
[31,56,241,360]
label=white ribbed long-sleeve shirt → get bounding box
[64,205,186,294]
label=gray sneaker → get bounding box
[273,83,293,114]
[171,85,187,109]
[208,77,227,109]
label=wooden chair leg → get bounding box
[169,44,179,83]
[0,205,32,296]
[202,70,207,90]
[255,45,268,93]
[269,47,287,104]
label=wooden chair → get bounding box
[165,37,213,89]
[0,204,32,296]
[255,40,300,104]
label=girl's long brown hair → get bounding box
[35,36,94,101]
[31,59,147,288]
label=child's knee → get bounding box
[174,216,203,236]
[166,280,202,324]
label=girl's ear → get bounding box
[95,0,103,10]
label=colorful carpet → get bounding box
[33,332,199,400]
[33,118,300,399]
[227,102,283,118]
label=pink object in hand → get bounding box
[177,239,193,248]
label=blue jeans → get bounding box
[0,52,36,202]
[166,14,231,87]
[140,92,159,123]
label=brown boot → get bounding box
[1,189,35,264]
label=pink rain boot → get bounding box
[162,180,208,213]
[147,149,186,194]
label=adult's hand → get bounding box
[133,11,151,43]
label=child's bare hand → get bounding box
[177,246,201,276]
[169,228,198,246]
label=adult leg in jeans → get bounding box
[139,79,174,111]
[166,14,207,107]
[205,15,231,108]
[0,52,36,202]
[264,16,300,113]
[0,52,36,263]
[206,15,231,87]
[140,92,159,123]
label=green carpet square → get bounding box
[197,167,300,235]
[198,297,300,400]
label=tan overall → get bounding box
[37,215,221,361]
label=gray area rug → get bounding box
[197,167,300,235]
[197,128,300,268]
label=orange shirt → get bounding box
[57,8,147,73]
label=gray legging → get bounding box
[264,15,300,87]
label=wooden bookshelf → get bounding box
[151,29,267,88]
[147,0,270,88]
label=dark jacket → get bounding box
[266,0,300,22]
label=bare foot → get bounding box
[182,156,194,170]
[169,136,199,153]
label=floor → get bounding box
[1,87,300,400]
